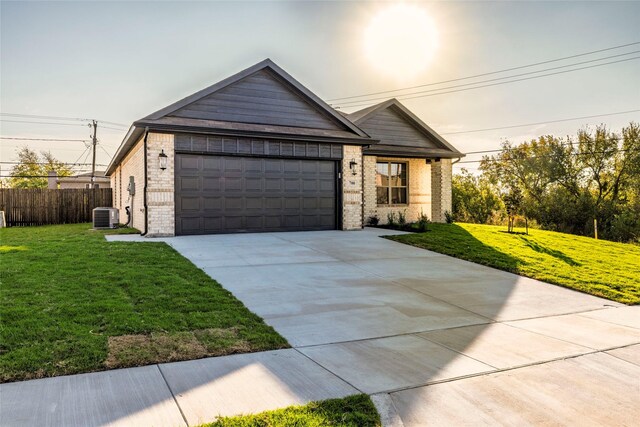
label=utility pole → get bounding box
[90,120,97,189]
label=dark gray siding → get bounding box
[174,133,343,160]
[175,154,336,234]
[360,107,440,149]
[169,70,344,131]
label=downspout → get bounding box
[452,157,461,165]
[141,128,150,236]
[361,147,365,229]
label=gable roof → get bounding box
[347,99,463,158]
[141,59,368,138]
[106,59,373,175]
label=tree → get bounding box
[452,169,505,224]
[477,122,640,242]
[8,147,73,189]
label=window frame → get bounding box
[375,160,409,206]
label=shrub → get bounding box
[387,212,397,226]
[417,210,430,232]
[367,215,380,226]
[398,210,407,226]
[444,211,454,224]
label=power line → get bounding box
[0,161,108,166]
[337,56,640,108]
[328,41,640,102]
[442,109,640,136]
[98,144,112,159]
[0,119,86,127]
[0,113,128,128]
[455,148,630,165]
[0,136,89,142]
[99,125,129,132]
[71,144,92,167]
[0,174,101,178]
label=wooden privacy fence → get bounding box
[0,188,113,227]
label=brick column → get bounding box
[342,145,364,230]
[431,159,452,223]
[146,133,175,236]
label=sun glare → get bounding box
[364,4,439,80]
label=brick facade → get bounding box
[111,136,452,235]
[111,137,145,231]
[363,156,434,225]
[110,132,175,236]
[430,158,452,223]
[146,133,175,236]
[341,145,364,230]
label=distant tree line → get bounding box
[3,147,72,188]
[452,122,640,243]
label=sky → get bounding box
[1,0,639,177]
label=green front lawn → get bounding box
[0,224,288,383]
[389,223,640,305]
[202,394,380,427]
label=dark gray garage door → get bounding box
[175,154,337,235]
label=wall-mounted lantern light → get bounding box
[159,149,168,170]
[349,158,358,175]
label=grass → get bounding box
[0,223,289,383]
[388,223,640,305]
[200,395,381,427]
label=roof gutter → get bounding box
[141,128,149,236]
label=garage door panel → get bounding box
[283,215,301,227]
[224,158,243,172]
[303,198,318,209]
[319,215,335,226]
[224,216,243,229]
[176,154,336,234]
[224,197,243,210]
[179,217,202,234]
[224,178,243,191]
[179,176,200,191]
[203,157,222,171]
[264,159,282,172]
[245,158,263,172]
[302,179,319,191]
[202,177,221,191]
[319,162,334,173]
[265,178,282,192]
[284,198,301,209]
[245,178,262,192]
[245,216,264,229]
[180,197,200,211]
[265,197,282,209]
[203,217,222,231]
[179,156,200,171]
[203,197,223,211]
[284,179,300,191]
[319,179,334,192]
[319,198,335,209]
[245,198,262,210]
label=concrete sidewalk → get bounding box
[2,229,639,426]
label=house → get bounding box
[47,170,111,189]
[105,59,463,236]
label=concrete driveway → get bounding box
[161,228,640,425]
[3,228,638,426]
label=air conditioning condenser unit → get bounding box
[93,207,119,229]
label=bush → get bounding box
[387,212,397,226]
[367,215,379,226]
[444,211,454,224]
[398,210,407,226]
[417,210,430,231]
